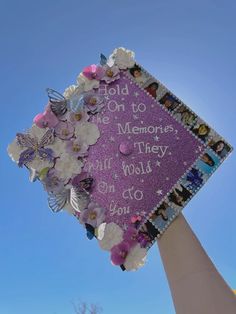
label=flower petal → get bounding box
[75,122,100,145]
[124,244,147,271]
[99,222,124,251]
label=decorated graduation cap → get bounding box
[8,48,233,271]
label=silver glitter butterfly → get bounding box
[48,187,90,213]
[46,88,68,117]
[17,129,54,167]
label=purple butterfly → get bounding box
[16,129,55,167]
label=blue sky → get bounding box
[1,1,236,313]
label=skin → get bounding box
[201,154,214,166]
[133,69,142,78]
[164,99,172,108]
[157,208,168,221]
[198,124,209,136]
[175,193,184,206]
[216,142,225,152]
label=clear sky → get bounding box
[1,1,236,313]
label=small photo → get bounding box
[173,104,197,127]
[181,167,205,192]
[208,135,232,159]
[195,149,220,174]
[155,84,168,101]
[150,201,177,232]
[167,183,192,209]
[159,92,180,112]
[129,64,149,87]
[143,79,159,99]
[139,220,160,241]
[191,119,213,143]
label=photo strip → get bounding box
[149,201,178,233]
[167,183,193,210]
[195,148,221,175]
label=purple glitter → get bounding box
[83,73,205,231]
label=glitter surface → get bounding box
[84,72,205,229]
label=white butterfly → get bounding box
[47,187,89,213]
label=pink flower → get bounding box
[80,202,105,228]
[111,242,130,266]
[82,64,105,80]
[66,138,88,157]
[137,232,151,248]
[33,105,59,128]
[54,121,74,140]
[102,65,120,83]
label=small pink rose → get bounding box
[33,105,59,128]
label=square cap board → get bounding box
[8,48,233,271]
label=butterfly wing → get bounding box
[85,223,95,240]
[39,128,55,147]
[50,100,68,117]
[68,93,85,113]
[79,178,93,191]
[46,88,68,117]
[38,148,54,162]
[18,148,36,167]
[48,189,69,213]
[16,133,37,148]
[46,88,65,102]
[70,187,90,213]
[100,53,107,66]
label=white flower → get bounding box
[30,124,49,139]
[47,137,66,158]
[108,47,135,69]
[124,244,147,271]
[77,73,99,92]
[28,157,52,173]
[54,152,83,180]
[63,84,83,99]
[74,122,100,145]
[98,222,124,251]
[7,139,22,163]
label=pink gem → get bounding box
[119,142,133,155]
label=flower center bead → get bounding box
[106,69,114,77]
[89,211,97,220]
[72,143,80,152]
[74,113,82,121]
[89,97,97,105]
[62,129,69,136]
[91,73,97,79]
